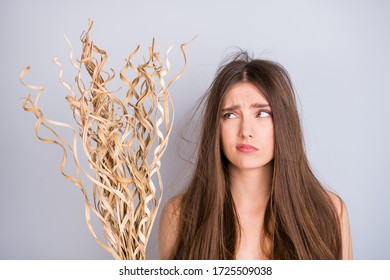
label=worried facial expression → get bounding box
[220,82,275,172]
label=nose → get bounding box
[239,116,254,138]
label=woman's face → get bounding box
[220,82,275,172]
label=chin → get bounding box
[234,160,274,171]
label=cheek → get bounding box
[267,127,275,153]
[259,123,275,151]
[220,124,227,149]
[220,123,233,152]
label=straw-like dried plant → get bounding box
[20,21,191,260]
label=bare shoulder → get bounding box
[158,195,182,259]
[326,190,345,215]
[326,190,353,259]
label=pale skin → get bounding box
[159,82,352,260]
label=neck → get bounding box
[229,162,273,209]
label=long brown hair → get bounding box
[171,52,342,259]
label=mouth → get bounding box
[236,144,259,153]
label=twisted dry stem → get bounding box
[20,21,190,259]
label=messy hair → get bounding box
[171,52,341,259]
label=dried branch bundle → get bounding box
[20,21,191,260]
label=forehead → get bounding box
[222,82,268,107]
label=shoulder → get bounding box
[326,190,353,259]
[326,191,344,215]
[158,195,182,259]
[326,191,350,227]
[160,195,182,224]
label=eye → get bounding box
[257,111,271,118]
[223,112,237,119]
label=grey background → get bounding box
[1,0,389,260]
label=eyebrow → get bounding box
[221,103,271,112]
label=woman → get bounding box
[159,52,352,259]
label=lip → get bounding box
[236,144,259,153]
